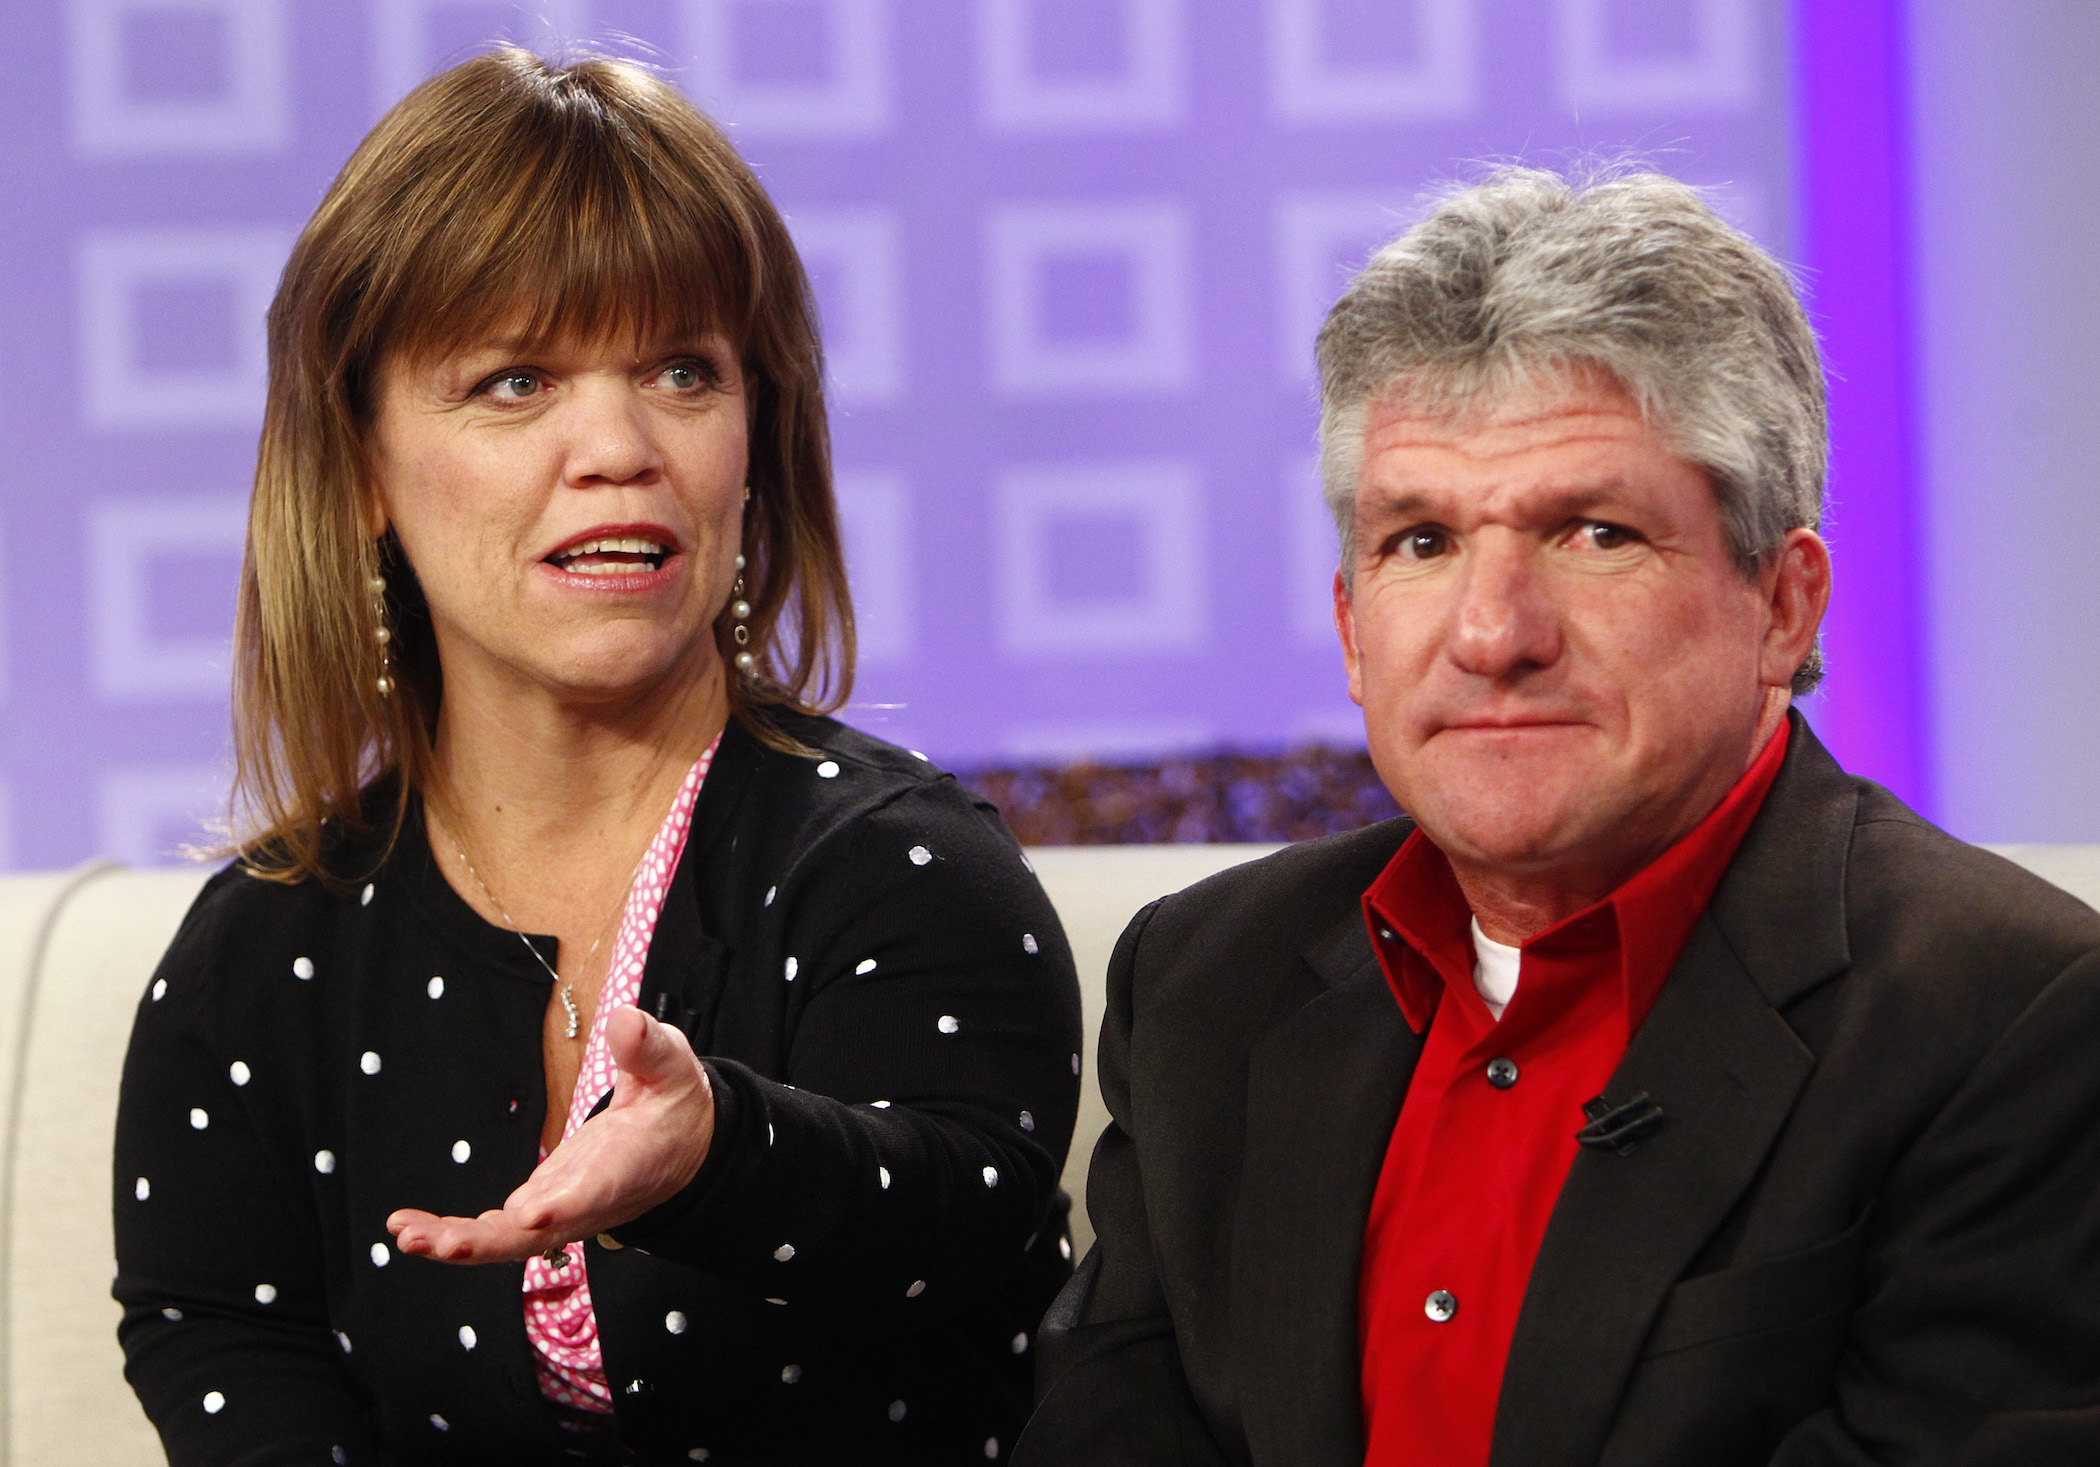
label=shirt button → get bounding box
[1425,1290,1457,1323]
[1486,1057,1519,1089]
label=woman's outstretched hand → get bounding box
[387,1006,715,1265]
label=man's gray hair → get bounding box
[1316,166,1827,690]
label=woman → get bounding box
[113,48,1081,1466]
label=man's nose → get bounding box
[1447,536,1562,680]
[562,382,665,488]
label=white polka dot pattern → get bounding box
[889,1399,908,1421]
[855,958,877,975]
[429,1415,448,1431]
[360,883,375,906]
[906,1280,925,1297]
[162,1306,181,1321]
[522,738,717,1418]
[459,1325,477,1350]
[908,845,932,866]
[369,1243,389,1267]
[1022,933,1039,955]
[151,979,166,1001]
[982,1165,1000,1188]
[816,760,841,779]
[189,1108,209,1130]
[313,1150,335,1174]
[938,1015,960,1034]
[878,1166,891,1189]
[292,957,314,980]
[783,956,798,982]
[425,976,444,999]
[228,1061,250,1086]
[451,1140,471,1164]
[253,1284,276,1304]
[203,1391,225,1414]
[665,1310,688,1334]
[781,1364,802,1384]
[135,1177,151,1200]
[985,1436,1000,1458]
[359,1051,381,1075]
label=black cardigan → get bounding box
[114,714,1084,1466]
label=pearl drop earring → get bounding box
[369,572,393,697]
[730,553,755,674]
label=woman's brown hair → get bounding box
[232,47,853,881]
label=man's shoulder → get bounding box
[1118,818,1411,1017]
[1844,786,2100,975]
[1149,817,1410,932]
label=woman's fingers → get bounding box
[605,1005,701,1094]
[386,1010,717,1266]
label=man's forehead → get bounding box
[1356,383,1692,517]
[1361,379,1655,459]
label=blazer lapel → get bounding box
[1232,912,1424,1467]
[1490,716,1858,1467]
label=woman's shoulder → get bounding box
[717,711,1019,864]
[738,711,980,816]
[152,822,400,999]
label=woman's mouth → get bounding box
[545,536,669,575]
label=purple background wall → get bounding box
[0,0,1904,869]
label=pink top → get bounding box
[522,735,721,1414]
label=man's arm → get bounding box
[1772,947,2100,1465]
[1017,901,1235,1467]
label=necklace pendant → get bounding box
[559,984,580,1039]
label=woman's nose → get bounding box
[562,383,665,488]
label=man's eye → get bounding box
[1397,529,1450,560]
[1581,522,1634,550]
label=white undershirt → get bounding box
[1469,918,1522,1020]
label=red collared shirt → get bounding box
[1359,725,1790,1467]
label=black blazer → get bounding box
[1017,717,2100,1467]
[115,713,1083,1466]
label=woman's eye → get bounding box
[484,372,541,401]
[658,360,716,392]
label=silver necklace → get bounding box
[448,834,645,1040]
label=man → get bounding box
[1014,169,2100,1467]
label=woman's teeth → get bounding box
[550,537,667,574]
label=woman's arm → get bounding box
[392,780,1084,1326]
[115,950,383,1467]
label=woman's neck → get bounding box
[424,657,730,922]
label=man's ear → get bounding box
[1334,569,1366,707]
[1759,528,1832,690]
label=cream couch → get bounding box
[2,843,2094,1465]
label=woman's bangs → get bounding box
[381,142,750,371]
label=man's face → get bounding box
[1337,371,1818,895]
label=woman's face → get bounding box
[370,328,750,709]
